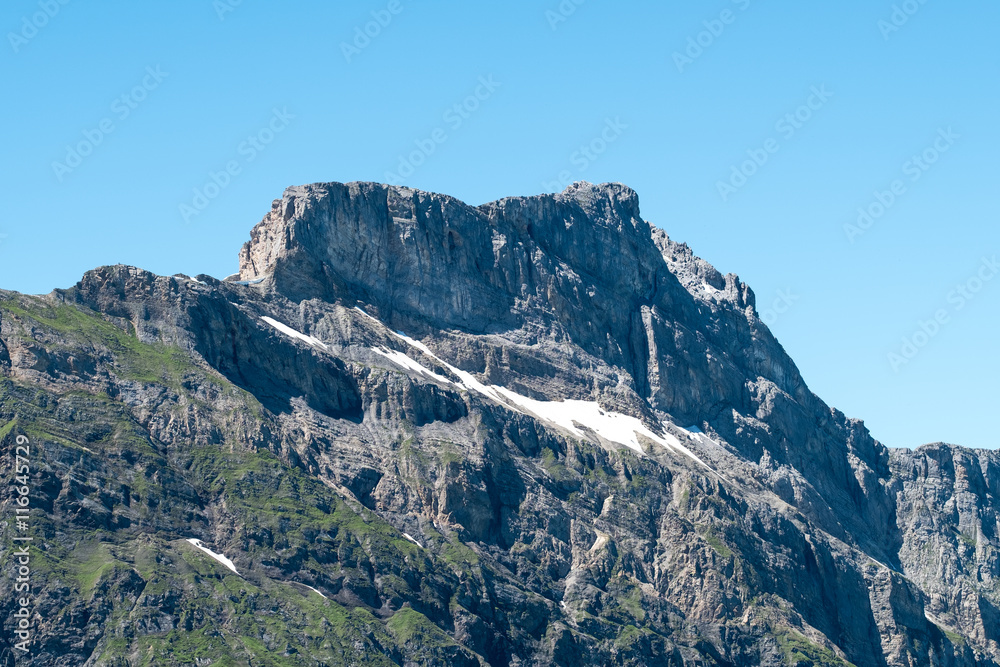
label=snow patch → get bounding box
[403,533,424,548]
[186,539,239,575]
[298,583,328,599]
[492,388,649,454]
[353,307,713,468]
[370,347,455,386]
[353,306,379,323]
[260,316,329,351]
[682,425,724,451]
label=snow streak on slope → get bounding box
[682,424,724,450]
[186,539,240,575]
[492,385,693,459]
[297,583,328,599]
[370,347,454,385]
[260,316,329,350]
[354,307,711,468]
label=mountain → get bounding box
[1,181,997,666]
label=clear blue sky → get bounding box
[1,0,997,449]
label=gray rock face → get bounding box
[891,445,1000,654]
[239,181,894,561]
[0,181,996,666]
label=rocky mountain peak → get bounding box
[238,181,652,329]
[2,181,997,666]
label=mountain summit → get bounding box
[1,182,996,666]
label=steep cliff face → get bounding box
[891,446,1000,654]
[238,181,896,566]
[0,181,995,666]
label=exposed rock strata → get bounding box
[0,181,994,666]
